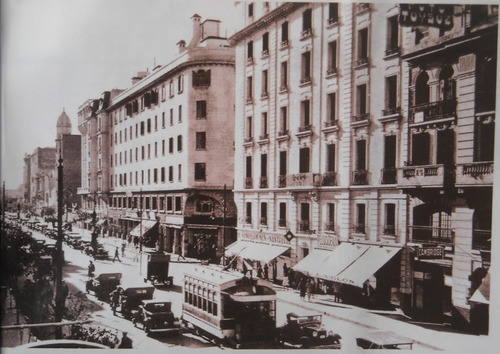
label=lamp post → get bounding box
[91,192,98,257]
[212,184,227,266]
[54,155,64,339]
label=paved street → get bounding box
[4,224,494,351]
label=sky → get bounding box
[0,0,241,189]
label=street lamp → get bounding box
[211,184,227,266]
[90,192,98,257]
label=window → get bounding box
[147,118,151,133]
[167,196,173,211]
[301,51,311,83]
[246,202,252,224]
[385,75,398,113]
[382,135,397,184]
[248,2,253,18]
[175,196,182,211]
[178,164,182,181]
[161,84,166,101]
[411,132,430,165]
[327,143,336,172]
[196,101,207,119]
[162,140,165,155]
[281,21,289,43]
[356,139,367,171]
[299,147,310,173]
[177,135,183,152]
[476,54,497,112]
[261,70,268,97]
[169,80,174,97]
[194,163,206,181]
[148,169,151,184]
[161,167,165,182]
[301,99,311,129]
[246,116,253,139]
[384,203,396,235]
[260,153,268,187]
[327,92,336,124]
[153,168,158,183]
[154,142,158,158]
[178,105,182,122]
[162,112,166,128]
[279,106,288,134]
[148,144,151,159]
[439,65,455,101]
[415,71,430,105]
[178,74,184,93]
[141,146,145,160]
[356,84,368,117]
[169,166,174,182]
[326,203,335,231]
[261,112,268,137]
[260,202,268,225]
[247,41,254,61]
[302,8,312,36]
[246,155,252,178]
[475,120,495,162]
[192,69,211,87]
[327,41,337,75]
[170,108,174,125]
[135,147,138,161]
[386,15,399,55]
[300,203,310,232]
[279,203,287,227]
[328,3,339,24]
[196,132,206,150]
[280,61,288,90]
[246,76,253,101]
[357,28,369,64]
[355,204,366,234]
[262,32,269,55]
[279,150,287,176]
[169,138,174,154]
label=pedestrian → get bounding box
[110,287,121,315]
[88,260,95,277]
[299,278,307,301]
[283,263,289,277]
[121,242,126,258]
[242,261,248,276]
[282,275,289,288]
[263,264,269,280]
[133,246,139,262]
[257,265,263,278]
[306,278,315,301]
[113,246,121,262]
[176,244,186,261]
[288,268,295,288]
[118,332,133,349]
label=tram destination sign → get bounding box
[417,246,445,259]
[399,4,454,30]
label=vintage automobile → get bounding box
[356,331,413,349]
[86,273,122,301]
[132,300,181,334]
[141,252,173,286]
[94,245,110,260]
[118,286,155,320]
[275,312,342,349]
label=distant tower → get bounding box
[56,108,72,154]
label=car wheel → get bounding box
[144,325,150,334]
[300,337,310,348]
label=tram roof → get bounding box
[184,265,243,285]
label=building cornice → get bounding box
[228,2,307,46]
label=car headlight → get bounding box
[312,331,318,337]
[328,331,333,336]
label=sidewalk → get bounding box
[275,286,492,352]
[1,286,34,347]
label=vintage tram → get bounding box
[182,265,277,348]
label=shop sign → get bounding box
[240,230,290,245]
[414,271,433,280]
[417,246,444,259]
[317,234,338,249]
[399,4,454,30]
[286,173,321,187]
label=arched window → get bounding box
[415,71,430,105]
[439,65,455,101]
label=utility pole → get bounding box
[222,184,227,266]
[54,155,64,339]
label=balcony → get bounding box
[322,171,336,186]
[382,106,401,117]
[352,169,368,185]
[327,17,339,26]
[298,124,312,133]
[245,97,253,105]
[301,28,312,39]
[472,229,491,251]
[278,175,287,188]
[246,57,254,65]
[353,113,369,122]
[299,220,310,232]
[456,161,494,186]
[244,177,253,189]
[384,46,400,57]
[381,168,397,184]
[259,176,268,188]
[409,99,456,124]
[286,173,322,187]
[261,50,269,58]
[260,217,268,226]
[355,57,369,67]
[243,137,253,147]
[398,164,452,188]
[326,68,337,76]
[260,91,269,99]
[353,224,365,234]
[77,187,90,195]
[324,222,335,232]
[258,134,269,144]
[356,3,370,13]
[280,40,289,49]
[383,225,396,236]
[245,216,252,225]
[279,85,288,93]
[278,218,287,228]
[300,76,312,85]
[410,225,454,244]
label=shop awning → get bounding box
[292,249,334,277]
[225,240,289,263]
[332,246,401,288]
[130,220,157,237]
[469,272,490,305]
[96,219,107,226]
[313,243,370,281]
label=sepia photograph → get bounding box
[1,0,498,352]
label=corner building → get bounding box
[103,15,236,261]
[230,2,407,308]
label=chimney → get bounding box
[187,14,202,48]
[177,40,187,54]
[131,71,149,85]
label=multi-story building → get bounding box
[398,4,496,331]
[98,15,237,260]
[24,147,56,210]
[230,1,495,330]
[55,109,82,211]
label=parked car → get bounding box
[133,300,181,334]
[86,273,122,301]
[276,312,341,349]
[118,286,155,320]
[356,331,413,349]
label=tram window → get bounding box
[213,302,218,316]
[198,287,202,308]
[208,300,213,314]
[203,298,207,311]
[185,290,189,302]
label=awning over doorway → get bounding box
[469,271,490,304]
[314,243,370,281]
[292,249,333,277]
[225,240,289,263]
[332,246,401,288]
[96,219,107,226]
[130,220,157,237]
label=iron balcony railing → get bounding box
[353,113,370,122]
[244,177,253,189]
[259,176,268,188]
[278,218,287,227]
[382,106,401,117]
[322,171,336,186]
[324,222,335,232]
[462,161,494,177]
[278,175,287,188]
[381,168,397,184]
[383,225,396,236]
[299,220,310,232]
[410,225,454,244]
[353,224,365,234]
[409,99,456,123]
[352,169,368,185]
[472,229,491,250]
[260,217,268,225]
